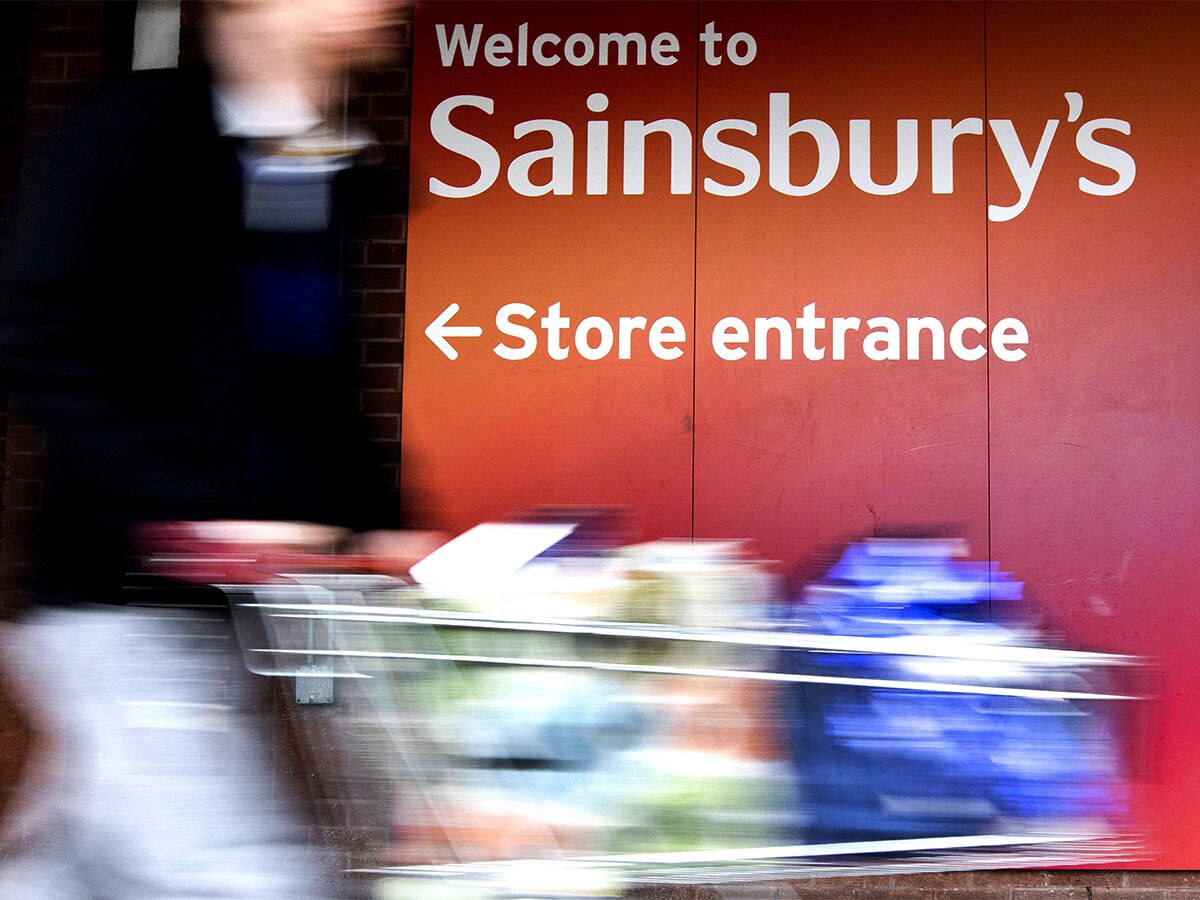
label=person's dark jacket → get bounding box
[0,66,400,606]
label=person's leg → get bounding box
[0,611,106,900]
[1,606,336,900]
[0,837,91,900]
[82,607,336,900]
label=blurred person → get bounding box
[0,1,414,897]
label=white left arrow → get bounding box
[424,303,483,360]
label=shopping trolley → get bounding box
[220,555,1145,900]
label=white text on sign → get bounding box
[425,303,1030,363]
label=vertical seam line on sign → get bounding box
[691,0,700,541]
[983,0,993,614]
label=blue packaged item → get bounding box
[779,539,1122,844]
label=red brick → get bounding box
[0,588,30,609]
[3,467,41,491]
[971,874,1052,888]
[348,266,405,291]
[374,166,409,193]
[368,444,401,473]
[363,340,405,366]
[323,832,388,871]
[358,367,400,390]
[0,546,35,569]
[364,415,399,441]
[21,106,62,134]
[0,543,37,570]
[1040,872,1123,888]
[1,506,38,531]
[876,874,971,891]
[372,117,410,144]
[63,53,102,80]
[25,78,91,107]
[374,159,409,182]
[357,41,406,72]
[360,390,401,415]
[4,480,42,509]
[367,96,411,125]
[28,53,68,81]
[695,885,881,900]
[350,290,404,316]
[354,314,403,341]
[1011,889,1089,899]
[623,887,698,900]
[67,2,105,30]
[358,214,407,241]
[353,69,408,97]
[1119,873,1200,887]
[367,92,411,121]
[313,798,353,827]
[380,464,399,490]
[33,28,101,55]
[366,242,405,266]
[7,424,44,454]
[786,876,897,893]
[32,3,71,31]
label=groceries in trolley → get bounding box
[399,514,789,863]
[778,537,1130,845]
[223,511,1144,894]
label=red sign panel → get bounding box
[404,1,1200,865]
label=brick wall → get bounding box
[0,0,34,819]
[345,14,413,519]
[0,2,1193,895]
[0,4,32,274]
[630,871,1200,898]
[0,0,121,610]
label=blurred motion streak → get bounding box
[0,1,412,897]
[220,513,1149,898]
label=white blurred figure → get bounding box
[0,606,328,899]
